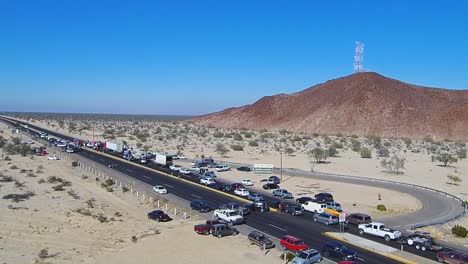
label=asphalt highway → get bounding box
[2,116,450,263]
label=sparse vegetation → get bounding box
[436,153,458,167]
[230,144,244,151]
[3,191,35,202]
[360,147,372,158]
[380,154,405,174]
[215,143,229,157]
[377,204,387,211]
[446,174,462,185]
[451,225,468,238]
[309,148,328,163]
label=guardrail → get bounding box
[213,159,467,229]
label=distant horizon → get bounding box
[1,1,468,115]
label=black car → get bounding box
[237,166,252,172]
[268,200,284,209]
[217,184,233,192]
[321,241,357,261]
[248,231,275,249]
[315,192,334,203]
[245,202,270,212]
[262,183,279,190]
[190,199,211,213]
[282,205,304,216]
[147,210,171,222]
[296,197,314,204]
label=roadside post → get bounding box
[339,213,346,233]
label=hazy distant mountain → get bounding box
[191,72,468,140]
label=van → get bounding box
[346,213,372,225]
[301,201,327,214]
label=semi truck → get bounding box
[105,141,123,153]
[155,153,173,167]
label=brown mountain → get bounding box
[191,72,468,140]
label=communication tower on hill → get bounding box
[354,41,364,73]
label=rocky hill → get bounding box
[191,72,468,140]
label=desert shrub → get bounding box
[15,180,25,188]
[37,178,45,184]
[351,139,361,152]
[231,144,244,151]
[96,213,108,223]
[332,142,343,149]
[38,248,49,259]
[323,136,332,145]
[285,147,294,155]
[279,252,295,261]
[0,175,14,182]
[10,165,18,170]
[75,208,92,216]
[403,138,412,148]
[20,169,27,173]
[457,149,467,159]
[4,156,11,161]
[248,140,259,147]
[213,131,224,138]
[383,141,391,147]
[423,135,434,144]
[309,148,328,163]
[447,174,462,185]
[327,146,337,157]
[131,235,138,243]
[380,155,405,174]
[290,135,302,142]
[71,161,78,167]
[81,175,88,180]
[360,148,372,158]
[279,129,288,135]
[451,225,468,238]
[377,204,387,211]
[67,189,80,199]
[122,186,130,192]
[27,172,36,177]
[215,143,229,156]
[436,153,458,167]
[378,147,390,157]
[232,133,243,141]
[3,191,35,202]
[52,184,66,191]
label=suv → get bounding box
[313,213,339,225]
[436,251,468,264]
[245,202,269,212]
[315,193,334,203]
[291,248,322,264]
[147,210,171,222]
[211,224,239,238]
[346,213,371,225]
[247,193,264,202]
[283,205,304,216]
[268,176,280,184]
[263,183,280,190]
[273,189,293,199]
[321,241,357,261]
[247,231,275,250]
[325,202,342,212]
[190,199,211,213]
[280,235,309,252]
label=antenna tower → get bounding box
[354,41,364,73]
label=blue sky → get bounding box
[1,0,467,115]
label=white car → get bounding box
[152,185,168,194]
[234,188,250,197]
[179,168,191,175]
[241,179,253,186]
[216,165,230,172]
[47,156,59,160]
[177,155,186,159]
[57,142,67,147]
[169,165,182,171]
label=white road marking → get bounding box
[191,194,202,199]
[165,184,174,188]
[358,257,365,261]
[142,175,151,180]
[125,168,134,173]
[268,224,287,232]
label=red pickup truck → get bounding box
[280,235,309,252]
[194,220,224,235]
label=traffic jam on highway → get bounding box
[4,117,468,264]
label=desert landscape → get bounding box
[4,112,467,248]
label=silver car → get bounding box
[291,248,322,264]
[325,201,342,212]
[247,193,264,202]
[313,213,339,225]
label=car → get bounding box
[237,166,251,172]
[267,176,280,184]
[231,183,245,190]
[321,241,357,261]
[280,235,309,252]
[262,183,280,190]
[217,184,233,192]
[436,251,468,264]
[47,155,59,160]
[147,210,171,222]
[211,223,239,238]
[245,202,269,212]
[283,205,304,216]
[152,185,168,194]
[215,165,230,172]
[241,179,253,186]
[358,222,402,241]
[291,248,322,264]
[296,197,314,204]
[247,193,264,202]
[302,201,327,214]
[207,162,218,168]
[346,213,372,226]
[315,192,334,203]
[247,231,275,250]
[176,155,186,159]
[219,202,249,216]
[194,219,224,235]
[313,213,339,225]
[57,141,67,147]
[325,202,342,212]
[190,199,211,213]
[269,200,285,210]
[179,168,192,175]
[199,170,216,178]
[213,209,244,225]
[337,262,358,264]
[169,165,182,171]
[200,177,217,186]
[273,189,293,199]
[234,188,249,197]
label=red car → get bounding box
[280,235,308,252]
[436,251,468,264]
[230,183,245,190]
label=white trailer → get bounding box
[106,142,123,153]
[155,153,173,166]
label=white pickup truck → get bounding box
[213,209,244,225]
[358,222,402,241]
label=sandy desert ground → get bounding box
[5,115,468,246]
[0,123,284,264]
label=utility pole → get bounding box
[280,150,283,183]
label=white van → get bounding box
[301,201,327,214]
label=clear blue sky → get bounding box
[1,0,467,115]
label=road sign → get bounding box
[253,164,274,174]
[339,213,346,223]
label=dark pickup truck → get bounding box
[248,231,275,250]
[194,219,224,235]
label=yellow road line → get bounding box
[87,148,278,212]
[323,232,418,264]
